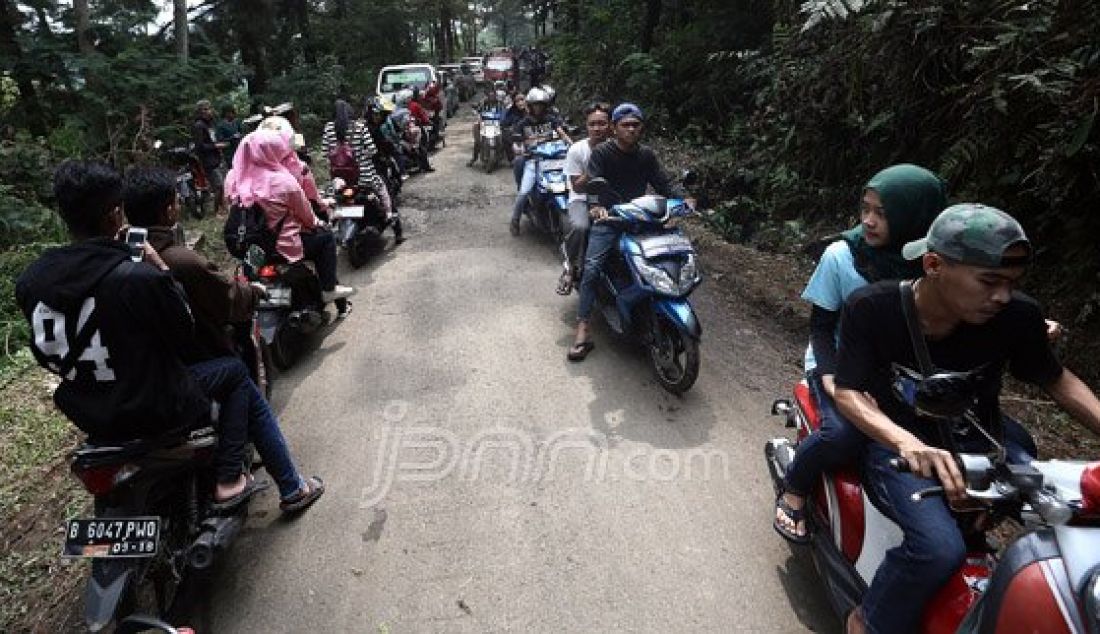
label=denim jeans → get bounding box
[563,200,590,275]
[512,156,525,189]
[576,224,622,321]
[188,357,305,499]
[300,229,338,291]
[511,160,538,222]
[783,369,867,495]
[861,418,1036,633]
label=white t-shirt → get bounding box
[564,139,595,204]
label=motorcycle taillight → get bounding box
[72,463,140,496]
[258,265,278,279]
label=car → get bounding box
[461,56,485,84]
[483,51,516,85]
[375,63,447,117]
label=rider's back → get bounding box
[16,239,209,441]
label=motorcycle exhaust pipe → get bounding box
[187,515,244,571]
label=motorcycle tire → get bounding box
[270,327,298,371]
[348,236,370,269]
[647,311,700,395]
[113,506,187,623]
[190,191,208,220]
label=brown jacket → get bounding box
[147,226,263,361]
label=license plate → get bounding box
[63,517,160,559]
[637,233,695,258]
[260,286,292,307]
[541,159,566,171]
[335,205,365,219]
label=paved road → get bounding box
[198,112,836,633]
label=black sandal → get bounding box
[211,476,270,514]
[280,476,325,514]
[773,493,811,544]
[567,341,595,362]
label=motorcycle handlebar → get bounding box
[889,457,911,473]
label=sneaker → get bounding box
[509,219,520,236]
[322,285,354,303]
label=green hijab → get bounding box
[841,163,947,283]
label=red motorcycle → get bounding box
[765,377,1100,633]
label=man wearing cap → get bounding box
[568,103,694,361]
[832,204,1100,634]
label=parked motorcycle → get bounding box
[329,178,392,269]
[64,422,259,631]
[474,108,504,173]
[373,152,402,198]
[520,138,570,239]
[155,140,209,220]
[581,176,703,394]
[765,375,1100,632]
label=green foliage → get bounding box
[0,243,55,359]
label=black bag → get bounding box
[223,203,284,259]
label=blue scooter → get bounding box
[585,176,703,394]
[521,138,571,240]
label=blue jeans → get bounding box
[188,357,305,499]
[576,224,622,321]
[512,156,525,188]
[511,159,538,222]
[861,418,1036,633]
[783,369,867,495]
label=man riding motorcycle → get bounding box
[557,101,612,295]
[16,161,324,514]
[833,204,1100,634]
[467,87,505,167]
[568,103,693,361]
[508,87,572,236]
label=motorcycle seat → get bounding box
[75,424,216,467]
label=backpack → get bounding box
[328,140,359,184]
[223,203,283,260]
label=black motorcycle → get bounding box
[64,423,257,631]
[331,181,393,269]
[155,140,209,220]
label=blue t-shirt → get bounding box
[802,240,868,372]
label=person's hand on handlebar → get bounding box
[897,439,967,501]
[589,205,610,222]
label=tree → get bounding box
[74,0,93,54]
[173,0,188,60]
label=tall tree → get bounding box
[0,0,48,136]
[74,0,93,54]
[639,0,660,53]
[173,0,188,60]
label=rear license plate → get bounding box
[260,286,292,307]
[336,205,365,219]
[541,159,566,171]
[63,517,160,558]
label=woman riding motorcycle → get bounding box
[223,130,353,305]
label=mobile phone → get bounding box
[125,227,148,263]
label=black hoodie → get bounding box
[15,238,209,440]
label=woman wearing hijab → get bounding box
[322,99,404,244]
[224,130,353,305]
[774,164,948,544]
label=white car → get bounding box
[376,63,447,115]
[461,56,485,84]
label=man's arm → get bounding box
[1045,369,1100,437]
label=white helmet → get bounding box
[526,87,549,105]
[395,89,414,106]
[541,84,556,102]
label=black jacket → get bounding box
[191,117,222,171]
[16,239,210,441]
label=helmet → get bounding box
[541,84,556,102]
[395,89,414,106]
[526,87,549,105]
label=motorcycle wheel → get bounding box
[190,191,208,220]
[270,327,298,371]
[484,147,497,174]
[348,236,369,269]
[647,311,700,395]
[115,507,186,622]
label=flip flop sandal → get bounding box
[280,476,325,514]
[555,271,574,296]
[773,493,811,545]
[211,476,270,514]
[567,341,596,362]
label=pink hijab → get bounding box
[224,130,300,208]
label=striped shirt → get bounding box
[321,120,383,192]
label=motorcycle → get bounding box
[238,244,337,371]
[764,374,1100,632]
[64,421,259,631]
[155,140,209,220]
[474,108,504,173]
[520,138,571,240]
[373,151,402,198]
[581,176,703,394]
[328,177,392,269]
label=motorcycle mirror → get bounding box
[153,139,163,150]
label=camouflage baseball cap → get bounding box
[901,203,1032,268]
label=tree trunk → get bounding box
[0,0,48,136]
[74,0,93,54]
[234,0,272,95]
[173,0,188,60]
[639,0,661,53]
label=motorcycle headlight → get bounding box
[632,256,679,295]
[549,181,568,194]
[679,253,701,290]
[483,125,500,138]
